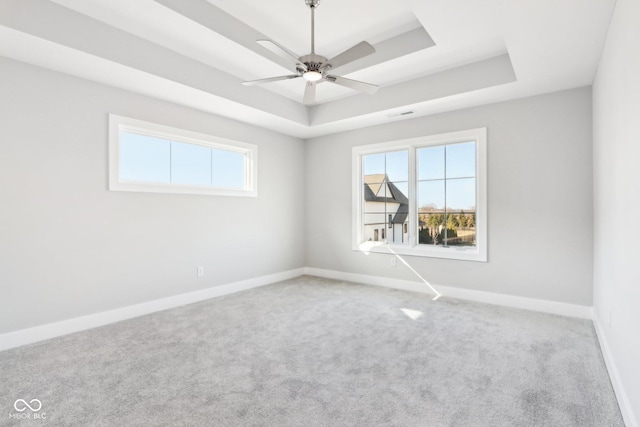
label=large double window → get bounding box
[352,128,487,261]
[109,115,257,197]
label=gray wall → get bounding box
[0,56,597,333]
[306,87,593,306]
[593,0,640,422]
[0,58,306,334]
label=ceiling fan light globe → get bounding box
[303,71,322,82]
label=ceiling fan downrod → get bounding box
[306,0,320,54]
[300,0,324,81]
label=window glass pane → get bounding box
[446,178,476,211]
[379,182,391,202]
[363,184,387,209]
[385,151,408,181]
[362,151,409,245]
[446,142,475,179]
[364,175,387,242]
[445,178,476,247]
[387,181,409,244]
[364,178,386,200]
[171,141,212,186]
[389,182,408,201]
[418,213,446,246]
[418,146,445,180]
[418,180,445,211]
[444,210,476,247]
[364,211,385,242]
[418,180,445,246]
[212,149,245,189]
[119,132,170,183]
[363,153,385,176]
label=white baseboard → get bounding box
[304,267,441,296]
[303,267,593,319]
[0,268,305,352]
[593,313,638,427]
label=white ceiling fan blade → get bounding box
[325,75,379,95]
[242,75,300,86]
[322,41,375,71]
[257,40,307,71]
[303,81,316,105]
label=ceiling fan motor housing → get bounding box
[299,54,328,72]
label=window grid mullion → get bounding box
[361,156,366,244]
[384,154,387,243]
[443,146,447,247]
[210,148,213,187]
[408,147,416,248]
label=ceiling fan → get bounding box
[241,0,379,105]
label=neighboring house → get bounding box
[364,174,476,246]
[363,174,408,244]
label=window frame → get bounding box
[352,127,487,262]
[108,114,258,197]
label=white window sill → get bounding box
[110,180,257,197]
[353,241,487,262]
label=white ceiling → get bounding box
[0,0,617,138]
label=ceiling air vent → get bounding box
[387,110,414,118]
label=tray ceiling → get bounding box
[0,0,617,138]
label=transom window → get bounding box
[352,128,487,262]
[109,115,257,197]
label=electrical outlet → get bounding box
[390,258,397,267]
[197,266,204,278]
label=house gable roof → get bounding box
[363,174,409,224]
